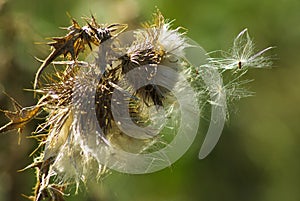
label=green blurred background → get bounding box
[0,0,299,201]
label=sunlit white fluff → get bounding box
[128,12,189,60]
[156,22,189,58]
[208,28,273,70]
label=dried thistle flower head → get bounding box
[0,10,273,201]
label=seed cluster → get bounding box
[28,11,188,201]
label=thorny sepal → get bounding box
[0,93,42,144]
[21,154,68,201]
[33,15,127,90]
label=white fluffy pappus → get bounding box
[207,28,274,70]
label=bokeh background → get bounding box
[0,0,299,201]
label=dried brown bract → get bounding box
[34,15,127,90]
[0,93,41,143]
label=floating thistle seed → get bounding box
[206,29,273,106]
[207,28,273,71]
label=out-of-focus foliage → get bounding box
[0,0,299,201]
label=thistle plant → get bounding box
[0,10,273,201]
